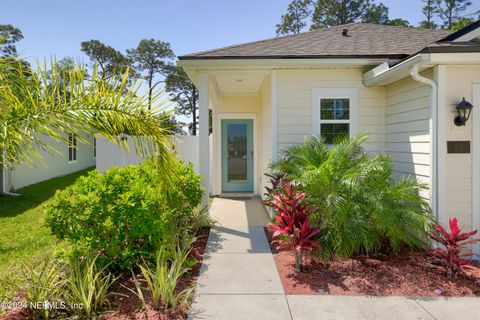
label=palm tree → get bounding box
[0,56,174,194]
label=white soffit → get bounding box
[213,73,266,94]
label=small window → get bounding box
[68,133,77,163]
[312,88,357,144]
[93,137,96,159]
[320,98,350,144]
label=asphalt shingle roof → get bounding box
[179,23,452,60]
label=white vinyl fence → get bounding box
[96,135,212,193]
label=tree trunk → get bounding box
[192,85,197,136]
[295,247,303,272]
[148,74,153,110]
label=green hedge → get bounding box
[45,160,203,270]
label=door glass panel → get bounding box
[227,123,247,181]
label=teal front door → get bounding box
[221,119,254,193]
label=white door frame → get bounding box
[472,84,480,255]
[215,113,258,195]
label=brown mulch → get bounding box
[1,227,210,320]
[266,228,480,297]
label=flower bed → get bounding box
[267,228,480,297]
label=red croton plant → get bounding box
[266,182,321,272]
[428,217,480,278]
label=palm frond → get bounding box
[0,57,174,172]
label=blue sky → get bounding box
[2,0,480,63]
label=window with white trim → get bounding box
[312,88,357,143]
[320,98,350,143]
[68,133,77,163]
[93,137,96,159]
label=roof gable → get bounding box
[438,20,480,42]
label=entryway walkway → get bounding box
[188,196,480,320]
[188,196,291,319]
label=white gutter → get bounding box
[363,54,431,87]
[410,65,438,220]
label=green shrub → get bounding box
[270,135,433,259]
[45,160,203,270]
[167,159,204,220]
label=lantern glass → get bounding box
[454,97,474,126]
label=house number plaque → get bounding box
[447,141,470,154]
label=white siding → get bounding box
[5,132,95,191]
[276,69,386,154]
[442,65,480,231]
[260,75,272,198]
[385,71,432,200]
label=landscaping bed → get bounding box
[101,227,210,320]
[267,229,480,297]
[2,227,210,320]
[1,160,210,319]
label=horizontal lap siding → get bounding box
[444,65,480,229]
[277,69,385,155]
[385,74,431,200]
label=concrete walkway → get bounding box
[188,196,480,320]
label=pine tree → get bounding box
[434,0,477,30]
[420,0,438,29]
[310,0,389,29]
[276,0,313,35]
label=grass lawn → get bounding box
[0,167,94,299]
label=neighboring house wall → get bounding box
[276,68,386,154]
[4,132,95,191]
[385,70,432,201]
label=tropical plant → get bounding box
[267,182,321,272]
[427,218,480,278]
[270,135,433,259]
[186,206,215,234]
[123,271,147,311]
[45,159,203,271]
[138,230,195,310]
[0,55,174,174]
[263,172,286,201]
[14,257,65,319]
[64,254,117,318]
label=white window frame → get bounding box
[68,133,77,163]
[311,88,358,139]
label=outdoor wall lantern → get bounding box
[454,97,474,126]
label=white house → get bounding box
[1,132,96,193]
[178,21,480,251]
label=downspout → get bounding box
[410,65,438,220]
